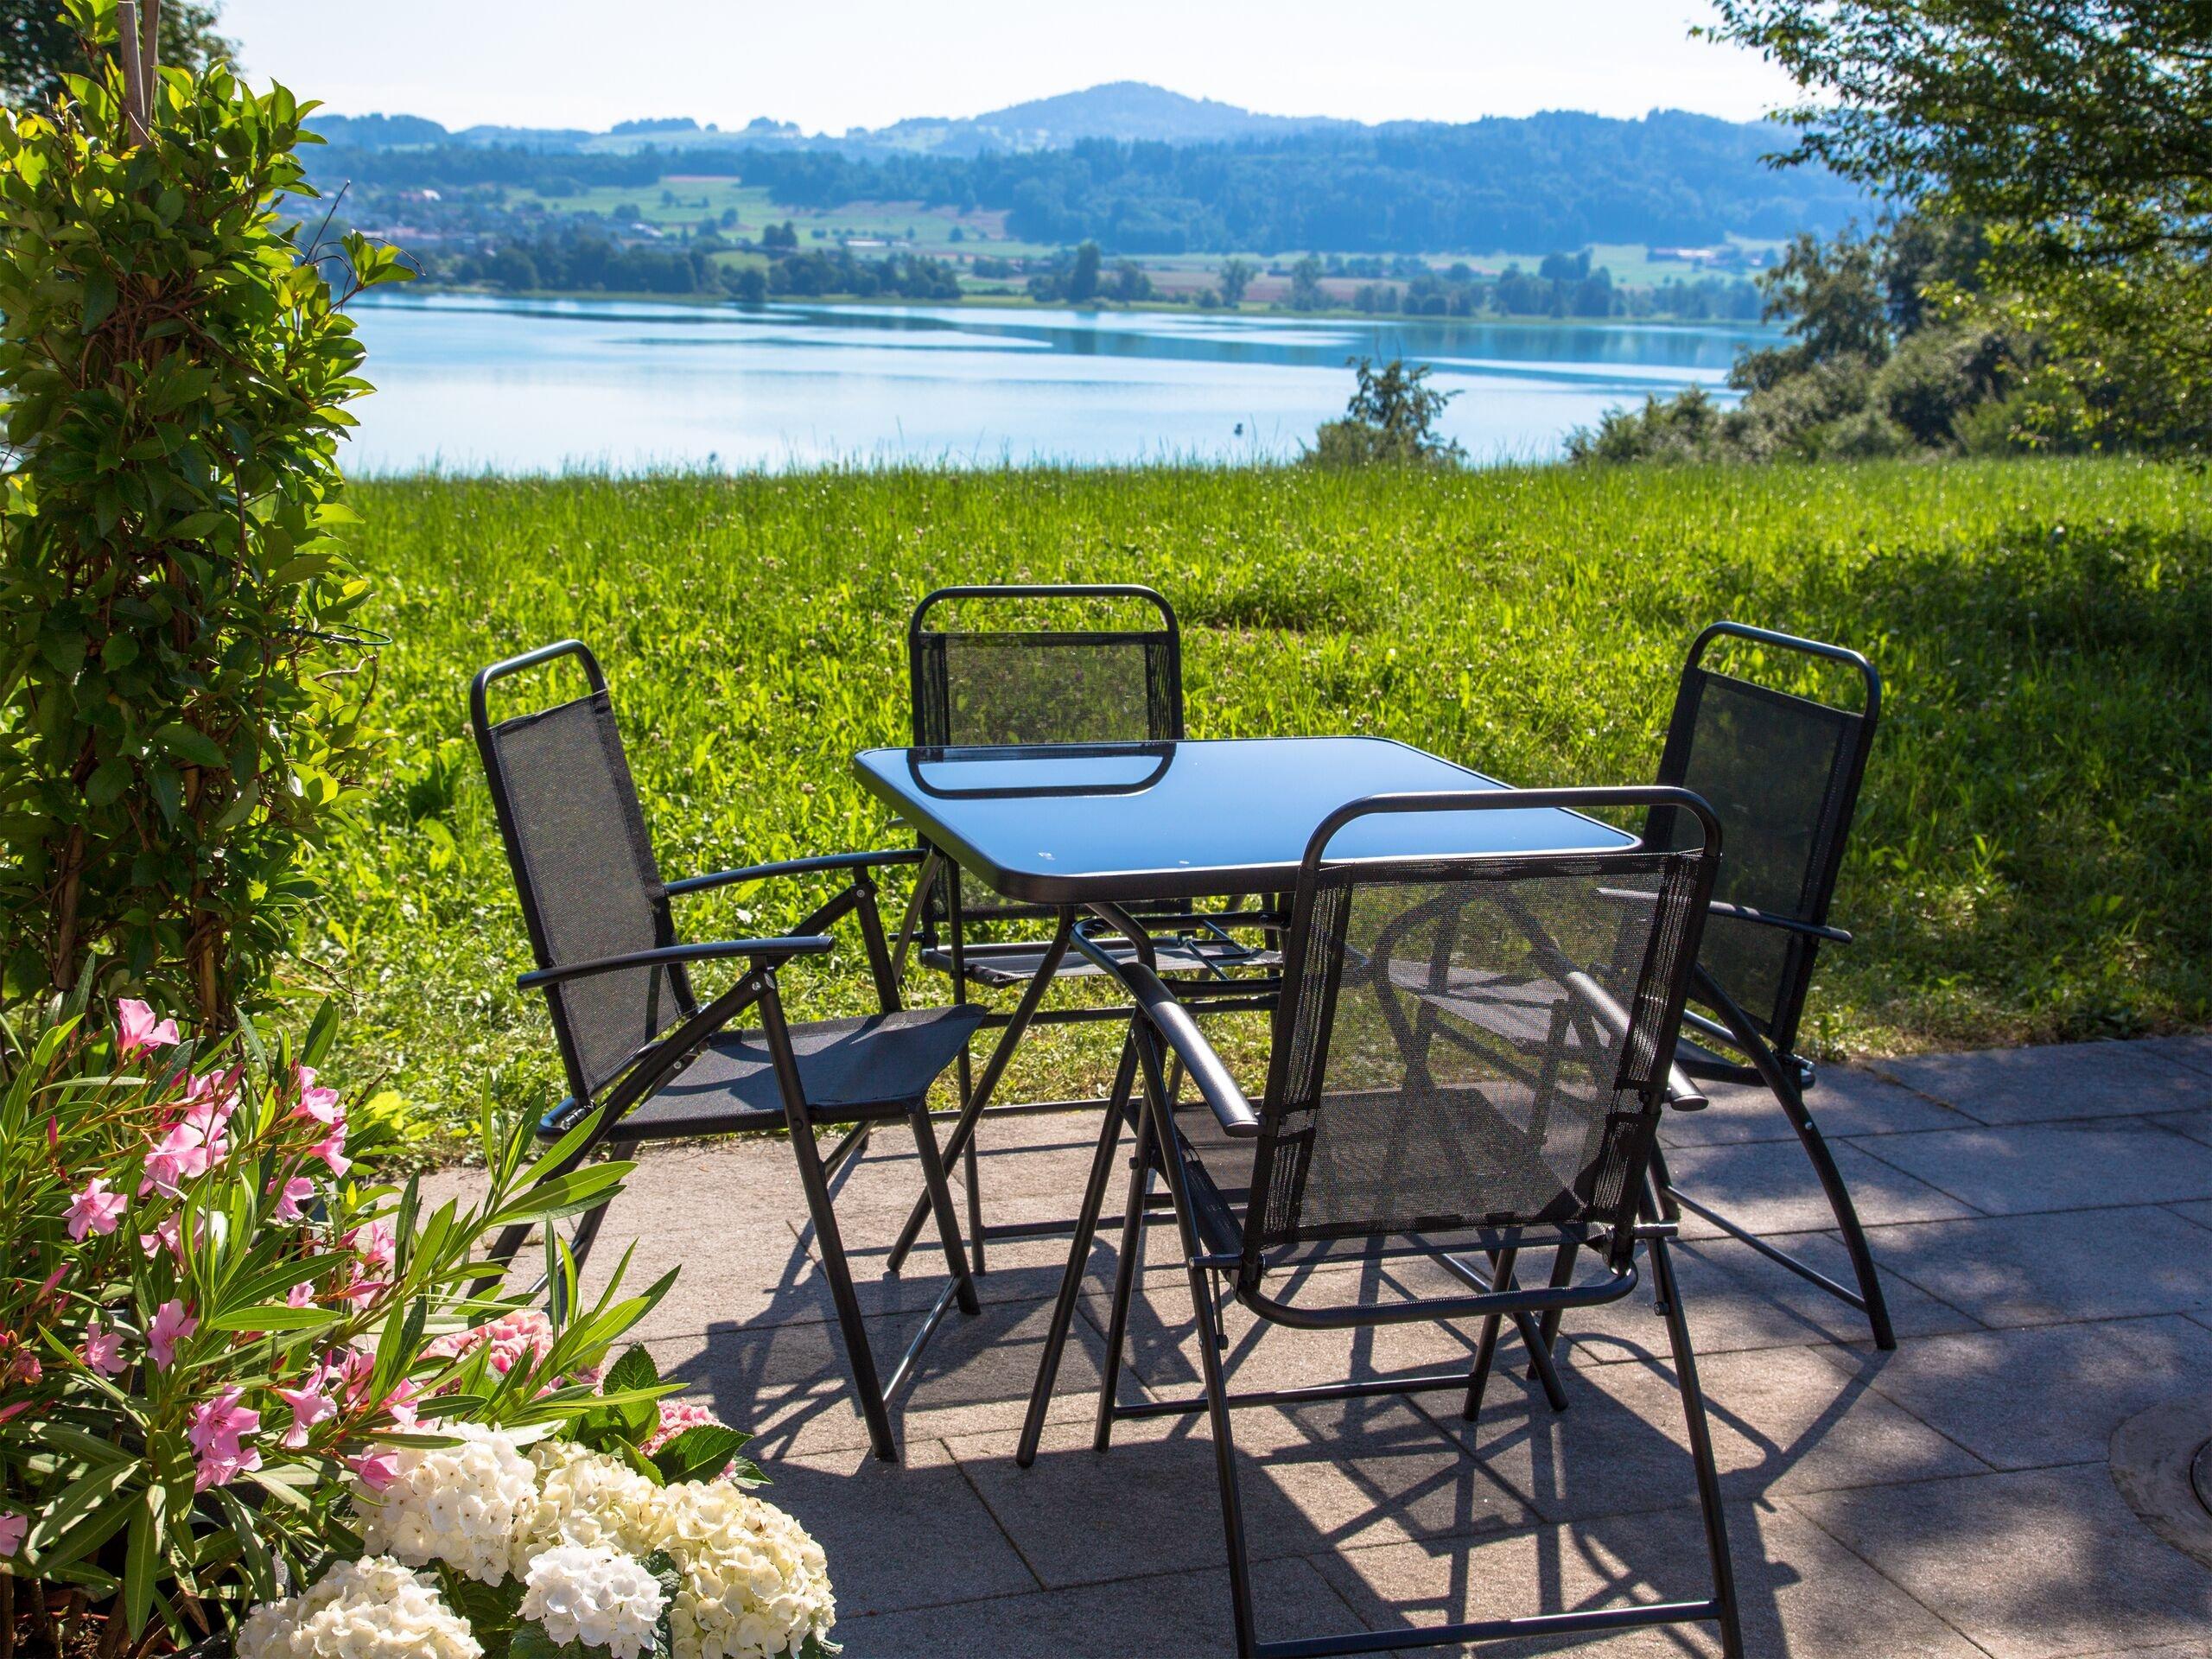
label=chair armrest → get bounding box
[1560,970,1706,1112]
[1596,886,1851,946]
[518,936,836,990]
[1071,931,1261,1138]
[664,848,926,897]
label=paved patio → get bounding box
[445,1033,2212,1656]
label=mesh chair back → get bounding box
[1652,623,1879,1055]
[471,643,688,1103]
[1244,790,1718,1277]
[909,585,1182,918]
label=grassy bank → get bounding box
[323,459,2212,1149]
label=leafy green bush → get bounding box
[0,0,410,1027]
[1306,358,1465,468]
[0,988,659,1653]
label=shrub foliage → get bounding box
[0,0,409,1026]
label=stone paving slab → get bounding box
[1847,1120,2212,1215]
[558,1040,2212,1658]
[1788,1464,2212,1659]
[1874,1040,2212,1126]
[1859,1205,2212,1330]
[1808,1315,2212,1471]
[1660,1135,1978,1235]
[1659,1067,1977,1147]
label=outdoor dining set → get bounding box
[465,585,1888,1659]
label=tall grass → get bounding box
[326,459,2212,1147]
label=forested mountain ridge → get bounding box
[307,105,1865,257]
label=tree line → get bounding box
[304,108,1865,258]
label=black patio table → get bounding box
[850,734,1637,1268]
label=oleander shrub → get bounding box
[0,989,663,1655]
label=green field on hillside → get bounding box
[323,461,2212,1150]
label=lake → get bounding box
[344,292,1764,474]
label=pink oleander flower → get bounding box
[188,1389,261,1491]
[272,1384,337,1449]
[291,1065,345,1126]
[117,998,180,1058]
[141,1090,234,1197]
[346,1449,399,1493]
[139,1212,204,1263]
[286,1279,318,1308]
[0,1512,23,1557]
[2,1350,41,1388]
[379,1378,423,1430]
[334,1346,377,1408]
[346,1219,397,1270]
[334,1274,386,1313]
[307,1128,350,1179]
[81,1320,126,1377]
[270,1174,316,1224]
[66,1176,127,1242]
[148,1299,196,1370]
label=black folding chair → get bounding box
[1021,787,1742,1659]
[883,584,1280,1274]
[470,639,982,1462]
[1638,621,1894,1349]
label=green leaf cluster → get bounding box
[0,0,410,1027]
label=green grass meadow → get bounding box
[321,460,2212,1148]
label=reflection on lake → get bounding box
[344,292,1764,474]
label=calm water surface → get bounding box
[345,293,1763,474]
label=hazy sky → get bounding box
[217,2,1807,134]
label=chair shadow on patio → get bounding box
[639,1122,2000,1657]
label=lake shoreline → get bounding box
[364,281,1780,334]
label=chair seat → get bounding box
[923,935,1280,988]
[603,1006,986,1144]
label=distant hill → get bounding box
[859,81,1351,155]
[315,81,1359,156]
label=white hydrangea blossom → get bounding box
[512,1440,664,1576]
[648,1481,836,1659]
[520,1544,667,1659]
[236,1555,481,1659]
[353,1422,539,1585]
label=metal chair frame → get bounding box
[885,584,1283,1278]
[1642,621,1894,1350]
[1019,787,1744,1659]
[471,639,981,1462]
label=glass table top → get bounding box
[852,736,1636,904]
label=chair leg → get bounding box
[1693,971,1897,1351]
[786,1118,898,1462]
[1019,1036,1139,1468]
[1651,1232,1745,1659]
[1092,1105,1155,1454]
[908,1104,981,1318]
[1770,1062,1897,1351]
[1187,1249,1259,1659]
[1461,1246,1516,1423]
